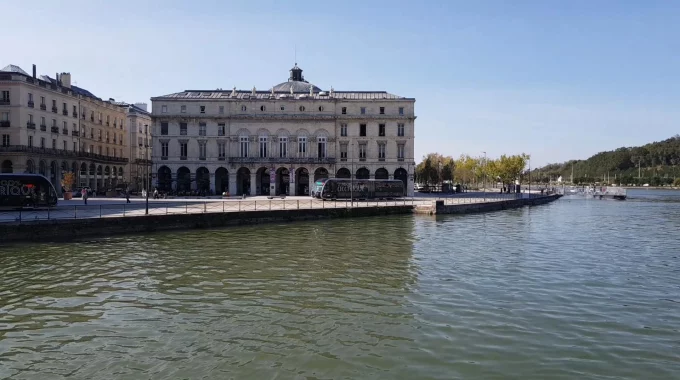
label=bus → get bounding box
[316,178,404,200]
[0,174,59,209]
[311,178,329,198]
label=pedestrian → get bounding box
[82,188,88,205]
[125,188,130,203]
[154,188,158,199]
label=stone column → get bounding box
[308,176,314,196]
[228,172,237,196]
[408,174,415,197]
[250,172,257,196]
[288,167,295,196]
[210,172,216,195]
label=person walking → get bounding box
[82,188,89,205]
[125,188,130,203]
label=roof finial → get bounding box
[330,86,334,97]
[271,87,275,95]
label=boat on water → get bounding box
[589,186,627,200]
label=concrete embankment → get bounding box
[414,194,562,215]
[0,206,414,244]
[0,195,562,244]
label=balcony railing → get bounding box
[51,126,60,133]
[40,124,47,131]
[229,157,337,165]
[73,112,78,118]
[52,107,58,113]
[0,145,129,163]
[71,130,79,137]
[28,101,34,108]
[26,122,36,129]
[40,104,46,111]
[161,156,168,160]
[62,109,68,116]
[62,128,68,135]
[180,156,187,160]
[180,130,187,135]
[0,121,10,128]
[0,100,10,106]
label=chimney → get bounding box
[134,102,148,112]
[32,64,36,79]
[56,72,59,86]
[60,72,71,88]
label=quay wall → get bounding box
[0,206,414,244]
[0,195,562,244]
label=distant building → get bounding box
[0,64,129,194]
[111,101,152,192]
[150,64,416,196]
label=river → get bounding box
[1,189,679,379]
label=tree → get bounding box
[61,172,76,191]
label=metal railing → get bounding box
[0,198,424,224]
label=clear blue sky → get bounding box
[3,0,679,166]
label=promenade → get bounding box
[0,192,525,224]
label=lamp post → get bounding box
[438,159,442,195]
[482,151,487,202]
[350,142,354,207]
[144,142,149,215]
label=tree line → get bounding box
[415,153,530,189]
[532,135,680,185]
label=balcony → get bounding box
[180,156,187,160]
[62,109,68,116]
[161,156,168,160]
[40,104,46,111]
[397,158,405,161]
[229,157,337,165]
[28,101,34,108]
[40,124,47,131]
[51,126,60,134]
[218,156,226,161]
[26,122,36,129]
[52,107,58,113]
[72,130,79,137]
[73,112,78,118]
[180,130,187,136]
[0,100,9,106]
[0,145,129,163]
[62,128,69,135]
[0,121,9,128]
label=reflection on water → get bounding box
[1,191,680,379]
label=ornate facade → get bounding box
[0,64,129,194]
[150,65,416,196]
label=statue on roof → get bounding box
[231,87,236,97]
[252,86,256,96]
[309,84,313,96]
[290,86,294,95]
[330,86,334,97]
[271,87,274,95]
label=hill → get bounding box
[534,135,680,185]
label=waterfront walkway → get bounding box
[0,192,527,224]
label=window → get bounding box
[138,137,143,146]
[73,141,77,151]
[106,147,110,157]
[399,107,404,115]
[280,106,285,111]
[219,105,224,114]
[106,115,109,125]
[398,143,405,160]
[297,136,307,157]
[340,123,347,137]
[180,123,187,135]
[181,105,186,113]
[0,91,9,103]
[63,102,67,111]
[161,105,167,113]
[380,107,385,115]
[73,105,77,116]
[199,122,206,136]
[260,105,266,112]
[63,140,67,151]
[40,137,45,148]
[63,121,67,130]
[378,143,386,161]
[318,106,324,112]
[1,112,8,121]
[161,142,168,158]
[98,129,102,140]
[200,105,205,113]
[299,106,305,112]
[113,148,116,158]
[279,137,287,158]
[113,134,117,144]
[28,93,33,107]
[218,142,226,159]
[398,123,405,137]
[360,107,366,114]
[341,107,347,114]
[317,137,327,159]
[28,135,33,147]
[241,105,247,111]
[259,136,268,158]
[161,122,168,135]
[40,96,45,109]
[358,144,367,160]
[106,131,109,142]
[360,124,366,137]
[144,125,148,134]
[379,124,385,137]
[199,141,207,160]
[340,144,347,161]
[218,123,225,136]
[180,142,188,159]
[1,134,9,147]
[52,139,56,149]
[120,134,123,145]
[52,119,57,127]
[98,146,102,155]
[239,136,249,157]
[29,114,33,123]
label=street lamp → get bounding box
[438,159,442,194]
[350,142,354,207]
[482,151,487,202]
[143,123,150,215]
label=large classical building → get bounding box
[0,64,129,194]
[150,64,416,196]
[112,101,152,192]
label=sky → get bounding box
[2,0,679,167]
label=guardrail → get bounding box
[0,193,555,224]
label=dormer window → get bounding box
[241,105,247,111]
[299,106,305,112]
[260,105,266,111]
